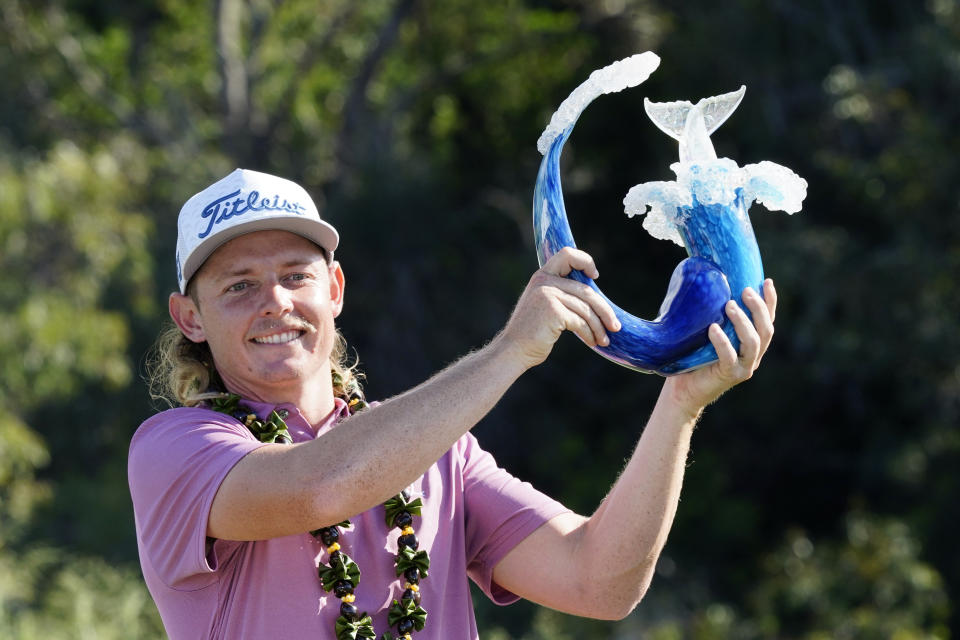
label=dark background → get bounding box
[0,1,957,637]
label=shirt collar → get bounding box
[225,396,351,441]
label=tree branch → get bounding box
[216,0,250,155]
[259,1,359,144]
[334,0,418,176]
[44,5,135,125]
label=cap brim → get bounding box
[179,215,339,293]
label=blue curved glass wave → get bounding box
[532,124,765,375]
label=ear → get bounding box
[169,292,207,343]
[329,261,346,318]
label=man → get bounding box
[130,168,777,639]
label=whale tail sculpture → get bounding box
[533,54,805,375]
[644,86,745,163]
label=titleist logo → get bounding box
[198,189,307,238]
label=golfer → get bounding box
[129,168,776,639]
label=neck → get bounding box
[221,372,337,426]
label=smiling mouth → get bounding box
[252,330,304,345]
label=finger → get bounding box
[541,247,600,279]
[549,276,621,332]
[541,294,603,348]
[741,287,774,353]
[762,279,777,324]
[707,323,738,368]
[725,299,761,365]
[555,290,610,346]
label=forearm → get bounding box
[209,248,622,541]
[216,332,527,539]
[303,333,527,516]
[493,281,776,618]
[576,284,779,602]
[493,378,701,619]
[282,249,619,530]
[572,379,700,616]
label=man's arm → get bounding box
[207,247,621,540]
[491,280,777,620]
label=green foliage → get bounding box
[0,0,958,638]
[481,514,948,639]
[634,514,950,640]
[0,31,158,629]
[0,547,164,640]
[0,413,50,546]
[0,140,154,409]
[745,514,950,638]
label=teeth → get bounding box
[253,331,301,345]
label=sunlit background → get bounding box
[1,1,958,637]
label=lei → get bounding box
[208,376,430,640]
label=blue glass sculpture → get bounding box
[533,53,806,374]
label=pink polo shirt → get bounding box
[128,398,568,639]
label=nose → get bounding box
[260,280,294,316]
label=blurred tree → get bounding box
[0,0,629,635]
[0,140,161,632]
[477,514,948,639]
[743,514,949,638]
[0,0,957,637]
[634,514,949,640]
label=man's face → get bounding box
[171,230,344,401]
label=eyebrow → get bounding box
[214,257,322,282]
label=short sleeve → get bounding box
[460,433,570,604]
[128,407,267,589]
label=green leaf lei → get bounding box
[208,392,429,640]
[208,393,292,444]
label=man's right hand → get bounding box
[499,247,621,371]
[205,248,621,541]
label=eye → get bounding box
[285,272,310,284]
[226,281,249,293]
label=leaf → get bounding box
[208,397,292,444]
[335,614,375,640]
[318,553,361,590]
[208,393,241,415]
[394,547,430,578]
[383,493,423,528]
[387,598,427,629]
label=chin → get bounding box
[256,366,306,384]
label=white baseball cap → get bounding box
[175,168,339,293]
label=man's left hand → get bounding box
[664,278,778,416]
